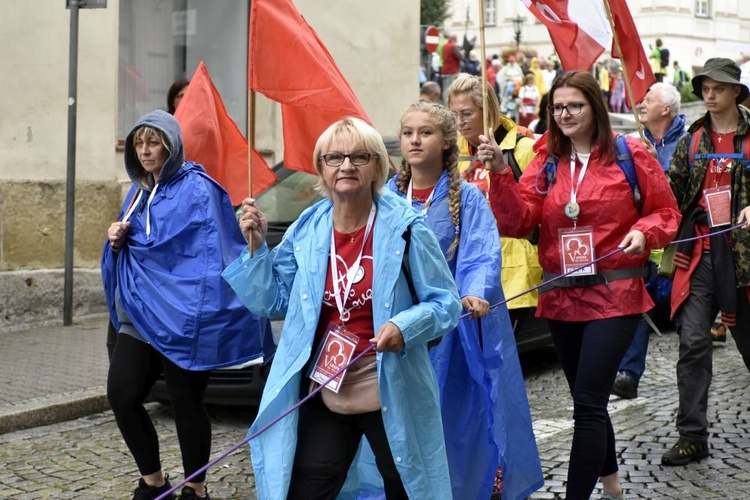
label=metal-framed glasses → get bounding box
[452,109,478,122]
[320,152,378,167]
[550,103,587,116]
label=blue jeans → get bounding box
[618,261,667,385]
[618,310,654,385]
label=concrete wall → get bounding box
[0,0,420,328]
[0,2,121,329]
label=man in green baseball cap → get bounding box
[662,56,750,467]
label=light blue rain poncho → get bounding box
[373,171,544,499]
[222,188,461,499]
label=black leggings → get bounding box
[286,394,407,500]
[549,315,639,500]
[107,333,211,482]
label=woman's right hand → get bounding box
[239,197,268,251]
[107,221,130,250]
[477,133,508,174]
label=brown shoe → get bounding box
[711,323,726,343]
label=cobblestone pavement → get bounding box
[2,329,750,499]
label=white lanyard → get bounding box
[569,150,590,207]
[329,203,376,320]
[122,190,143,223]
[406,179,436,213]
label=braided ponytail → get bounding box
[398,102,462,256]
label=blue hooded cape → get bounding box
[644,113,687,171]
[101,110,272,370]
[351,173,543,499]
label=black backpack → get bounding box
[659,48,670,69]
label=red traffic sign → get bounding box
[425,26,440,53]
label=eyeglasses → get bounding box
[550,103,587,116]
[320,152,378,167]
[452,109,478,122]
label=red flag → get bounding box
[522,0,654,103]
[175,62,277,205]
[607,0,655,104]
[522,0,606,71]
[249,0,371,175]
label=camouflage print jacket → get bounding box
[666,105,750,286]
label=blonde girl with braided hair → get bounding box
[382,101,543,499]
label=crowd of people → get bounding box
[105,38,750,500]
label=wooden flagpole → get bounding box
[477,0,492,169]
[247,89,256,256]
[601,0,647,143]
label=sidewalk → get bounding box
[0,315,111,435]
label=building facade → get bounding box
[444,0,750,76]
[0,0,420,328]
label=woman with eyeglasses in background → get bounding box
[223,117,460,499]
[482,71,681,499]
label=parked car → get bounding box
[107,145,553,406]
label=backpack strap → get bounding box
[614,135,641,211]
[400,226,418,305]
[542,153,559,191]
[542,136,640,211]
[689,126,704,171]
[689,125,749,168]
[401,226,443,349]
[504,132,527,181]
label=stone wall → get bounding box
[0,180,122,329]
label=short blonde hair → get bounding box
[312,117,390,199]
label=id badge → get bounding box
[309,323,359,393]
[703,186,731,227]
[559,226,596,276]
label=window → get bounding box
[485,0,496,26]
[695,0,709,17]
[118,0,249,138]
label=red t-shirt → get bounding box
[411,186,435,203]
[317,225,375,356]
[464,143,490,196]
[698,130,735,249]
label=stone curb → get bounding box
[0,387,109,435]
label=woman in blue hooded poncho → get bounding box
[102,110,269,500]
[386,102,543,499]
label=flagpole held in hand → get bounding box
[601,0,647,144]
[247,89,256,256]
[477,0,493,170]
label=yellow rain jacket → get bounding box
[458,114,542,309]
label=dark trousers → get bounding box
[107,333,211,482]
[287,395,407,500]
[674,254,750,441]
[549,315,639,500]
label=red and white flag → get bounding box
[607,0,654,104]
[522,0,654,102]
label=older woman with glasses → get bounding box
[482,71,681,499]
[223,117,460,500]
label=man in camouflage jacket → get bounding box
[663,57,750,467]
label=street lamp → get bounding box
[512,15,524,49]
